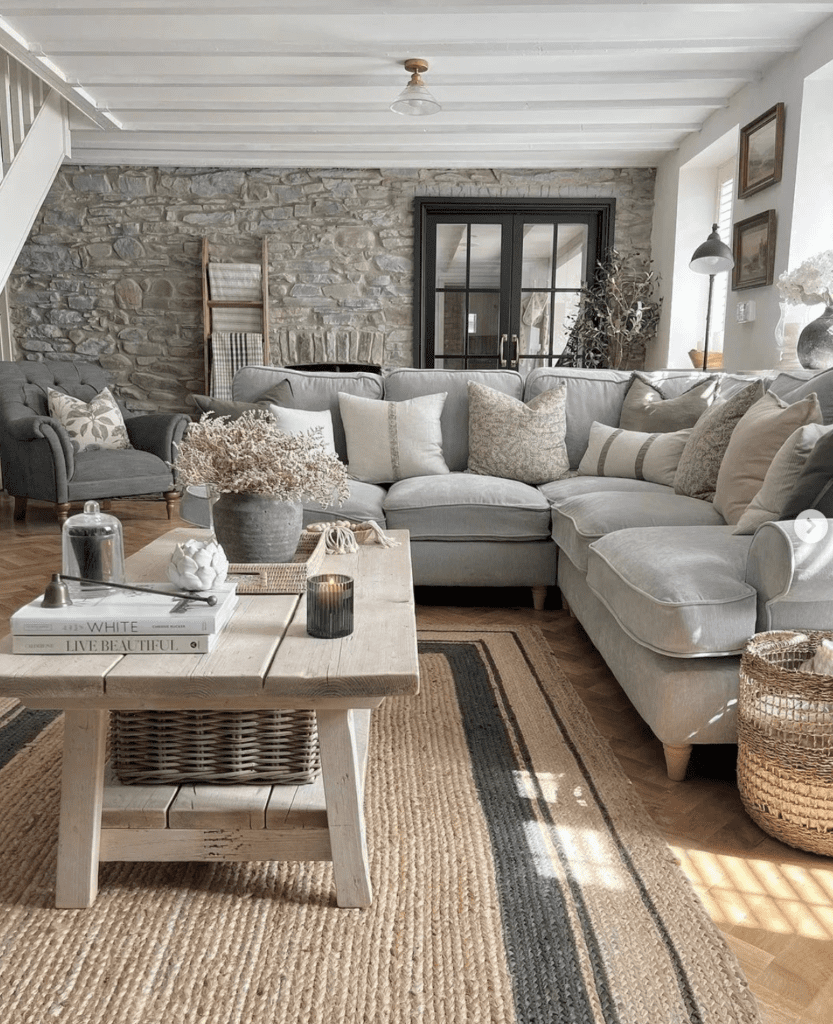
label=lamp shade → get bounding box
[390,58,441,116]
[690,223,734,275]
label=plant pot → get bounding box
[211,492,303,564]
[797,305,833,370]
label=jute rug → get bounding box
[0,626,759,1024]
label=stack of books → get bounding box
[10,581,238,655]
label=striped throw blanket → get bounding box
[209,332,264,400]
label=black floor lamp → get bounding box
[689,224,735,371]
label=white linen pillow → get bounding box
[48,386,131,453]
[733,422,833,535]
[338,391,449,483]
[578,421,692,487]
[265,405,336,456]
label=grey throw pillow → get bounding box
[467,381,569,485]
[673,379,765,502]
[779,429,833,520]
[619,375,717,432]
[192,379,293,420]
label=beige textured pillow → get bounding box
[467,381,569,485]
[714,390,823,525]
[673,380,765,502]
[619,375,717,432]
[48,386,131,453]
[733,423,832,534]
[578,422,691,487]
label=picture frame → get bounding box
[732,210,776,290]
[738,103,785,199]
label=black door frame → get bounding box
[412,196,616,368]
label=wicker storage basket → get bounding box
[738,631,833,855]
[111,709,320,785]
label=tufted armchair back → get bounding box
[0,360,113,426]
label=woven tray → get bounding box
[227,529,327,594]
[738,630,833,855]
[111,708,320,785]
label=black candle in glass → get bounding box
[306,574,354,639]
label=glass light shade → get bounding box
[690,224,734,276]
[390,81,441,116]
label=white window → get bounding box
[709,160,735,354]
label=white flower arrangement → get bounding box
[777,250,833,306]
[173,410,349,506]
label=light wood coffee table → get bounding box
[0,528,419,909]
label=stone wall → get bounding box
[9,166,656,414]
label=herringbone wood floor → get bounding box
[2,495,831,1022]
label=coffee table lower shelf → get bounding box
[93,710,370,899]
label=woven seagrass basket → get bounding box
[738,631,833,855]
[111,709,320,785]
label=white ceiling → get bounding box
[2,1,832,169]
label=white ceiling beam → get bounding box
[102,97,729,112]
[73,70,760,87]
[35,38,804,58]
[7,2,833,11]
[0,21,117,128]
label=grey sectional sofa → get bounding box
[231,362,833,781]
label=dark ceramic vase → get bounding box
[211,492,303,564]
[797,305,833,370]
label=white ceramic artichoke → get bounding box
[167,537,229,592]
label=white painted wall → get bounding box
[651,16,833,371]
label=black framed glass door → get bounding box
[414,198,615,373]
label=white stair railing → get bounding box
[0,51,47,179]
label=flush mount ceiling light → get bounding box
[390,58,441,116]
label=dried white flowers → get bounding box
[173,410,350,506]
[778,251,833,306]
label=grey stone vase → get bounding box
[211,492,303,564]
[797,305,833,370]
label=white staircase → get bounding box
[0,51,71,358]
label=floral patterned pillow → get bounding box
[47,386,131,452]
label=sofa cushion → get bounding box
[769,367,833,423]
[734,423,832,534]
[192,379,294,421]
[303,479,387,527]
[467,381,569,485]
[551,490,725,573]
[383,368,523,472]
[539,475,670,505]
[713,390,822,524]
[577,422,692,487]
[673,379,765,502]
[586,526,757,657]
[524,367,631,469]
[232,366,384,462]
[619,375,717,432]
[383,473,551,541]
[779,428,833,520]
[338,391,450,483]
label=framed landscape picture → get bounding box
[732,210,776,290]
[738,103,785,198]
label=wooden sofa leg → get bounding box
[55,502,71,524]
[663,743,693,782]
[531,585,547,611]
[13,496,27,521]
[164,491,179,521]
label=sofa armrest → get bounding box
[4,414,75,479]
[125,413,189,462]
[746,520,833,631]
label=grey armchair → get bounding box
[0,360,188,523]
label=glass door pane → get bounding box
[516,221,589,375]
[433,222,504,368]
